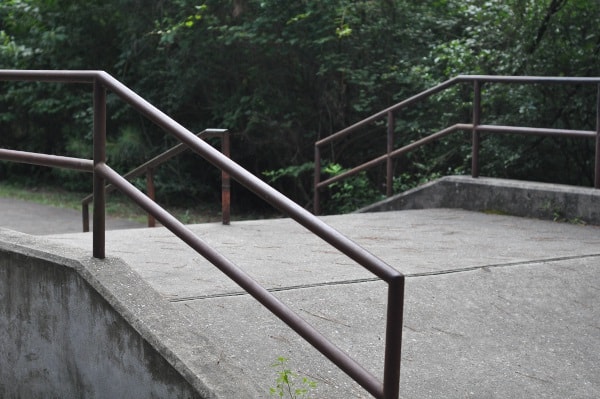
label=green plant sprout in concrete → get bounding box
[270,357,317,398]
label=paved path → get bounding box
[0,197,143,235]
[43,208,600,398]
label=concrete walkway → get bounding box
[38,208,600,398]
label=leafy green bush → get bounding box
[320,163,384,214]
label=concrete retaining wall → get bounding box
[0,230,260,399]
[359,176,600,225]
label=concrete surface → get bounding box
[360,176,600,225]
[42,209,600,398]
[1,182,600,398]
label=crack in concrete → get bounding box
[169,253,600,303]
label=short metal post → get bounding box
[386,111,395,197]
[595,84,600,188]
[383,275,405,399]
[471,81,481,178]
[221,131,231,225]
[146,168,156,227]
[82,203,90,232]
[313,146,321,214]
[93,80,106,258]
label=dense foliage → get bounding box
[1,0,599,213]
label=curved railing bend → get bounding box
[0,70,404,399]
[314,75,600,214]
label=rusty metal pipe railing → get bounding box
[81,128,230,231]
[95,161,394,398]
[316,77,461,148]
[474,124,596,138]
[0,149,94,171]
[93,80,106,259]
[316,124,470,190]
[314,75,600,214]
[93,71,402,281]
[313,77,461,214]
[596,84,600,188]
[472,80,481,178]
[386,111,394,197]
[457,75,600,84]
[0,70,405,399]
[0,69,95,83]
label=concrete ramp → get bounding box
[1,209,594,398]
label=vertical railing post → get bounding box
[82,202,90,232]
[471,80,481,178]
[314,145,321,214]
[386,111,395,197]
[146,168,156,227]
[595,84,600,189]
[221,130,231,225]
[93,79,106,259]
[383,275,405,399]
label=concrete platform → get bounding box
[42,209,600,398]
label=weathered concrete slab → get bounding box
[45,209,600,398]
[49,209,600,298]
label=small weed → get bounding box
[536,200,587,225]
[270,357,317,398]
[483,209,510,216]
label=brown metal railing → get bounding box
[80,128,231,231]
[0,70,404,399]
[314,75,600,214]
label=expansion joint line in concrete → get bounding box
[405,253,600,278]
[168,277,382,303]
[168,253,600,303]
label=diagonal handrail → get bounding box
[0,70,404,399]
[314,75,600,214]
[80,128,231,231]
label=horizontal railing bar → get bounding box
[0,148,94,172]
[316,78,461,147]
[95,162,385,399]
[317,124,469,189]
[0,69,97,83]
[389,124,471,158]
[475,124,596,138]
[316,121,597,190]
[81,128,228,205]
[95,72,402,283]
[456,75,600,84]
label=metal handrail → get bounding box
[80,128,231,231]
[314,75,600,214]
[0,70,404,399]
